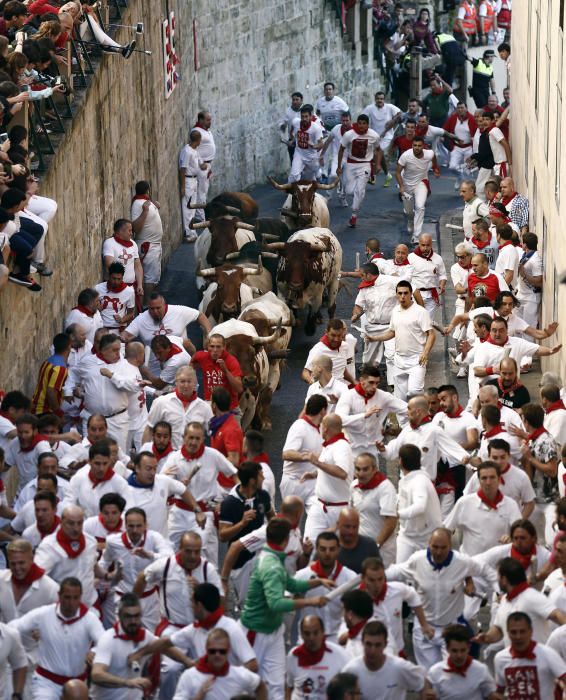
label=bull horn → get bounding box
[252,318,282,345]
[281,208,299,218]
[260,251,280,259]
[242,266,260,275]
[267,176,292,191]
[198,267,217,277]
[225,252,241,260]
[265,242,286,251]
[316,179,339,190]
[192,220,211,230]
[261,233,280,241]
[236,222,256,231]
[223,206,241,214]
[188,203,206,209]
[256,255,263,275]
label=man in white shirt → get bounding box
[102,219,143,298]
[408,234,448,321]
[143,335,191,391]
[541,384,566,445]
[474,403,522,464]
[364,91,401,186]
[0,390,30,454]
[396,136,439,242]
[64,289,103,345]
[279,91,303,163]
[516,232,543,328]
[4,414,50,491]
[95,263,135,331]
[460,180,489,240]
[193,111,216,221]
[303,320,354,385]
[304,355,347,413]
[319,111,352,198]
[178,130,204,241]
[366,280,435,400]
[0,620,27,700]
[303,414,354,541]
[288,104,324,183]
[494,225,520,289]
[130,180,164,298]
[315,82,349,132]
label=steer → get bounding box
[198,263,261,325]
[266,227,343,336]
[211,318,281,431]
[189,191,259,224]
[267,177,336,229]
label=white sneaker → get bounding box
[184,232,197,243]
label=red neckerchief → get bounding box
[152,442,174,460]
[510,544,537,570]
[444,655,473,677]
[266,541,286,552]
[113,235,134,249]
[413,246,433,260]
[477,488,504,510]
[121,530,146,550]
[175,552,201,574]
[164,344,183,360]
[38,515,60,539]
[483,424,505,439]
[500,462,511,485]
[319,334,340,350]
[310,560,343,581]
[301,415,320,432]
[471,236,490,250]
[56,529,86,558]
[95,352,113,365]
[195,655,229,677]
[358,278,376,289]
[107,282,128,293]
[499,240,513,250]
[369,252,384,261]
[546,400,566,415]
[501,192,518,206]
[56,603,89,625]
[88,467,115,487]
[322,432,347,447]
[19,434,48,453]
[529,427,548,443]
[251,452,270,464]
[354,383,371,404]
[131,194,151,204]
[340,124,352,136]
[13,563,45,587]
[510,640,537,659]
[360,580,387,605]
[0,410,12,421]
[479,336,489,343]
[409,415,432,430]
[181,443,205,461]
[347,618,369,639]
[498,377,523,396]
[394,259,410,266]
[98,514,123,534]
[487,336,507,347]
[446,405,464,419]
[194,606,225,630]
[356,471,386,490]
[175,389,197,408]
[506,581,531,602]
[73,304,95,318]
[113,621,146,642]
[351,123,368,135]
[292,642,332,667]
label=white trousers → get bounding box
[396,531,430,563]
[196,164,212,220]
[362,322,389,366]
[421,293,440,323]
[384,338,395,385]
[79,16,121,48]
[392,354,426,401]
[439,491,455,519]
[279,474,316,512]
[516,297,540,330]
[402,182,428,239]
[139,242,162,285]
[475,167,493,201]
[288,151,319,183]
[239,623,286,700]
[412,621,447,670]
[27,195,57,223]
[531,502,556,547]
[304,499,345,541]
[344,162,371,213]
[167,509,218,566]
[230,557,256,607]
[31,674,67,700]
[106,411,130,454]
[159,623,185,700]
[449,145,473,171]
[181,177,198,235]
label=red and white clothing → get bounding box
[240,521,303,576]
[125,473,185,536]
[91,623,158,700]
[544,401,566,446]
[0,411,16,453]
[10,602,103,700]
[83,513,125,546]
[0,622,28,694]
[364,101,401,148]
[494,585,557,645]
[516,250,543,328]
[304,434,354,540]
[145,390,213,448]
[444,111,476,170]
[444,490,521,556]
[139,441,175,472]
[375,258,414,281]
[495,241,520,289]
[64,465,129,517]
[64,306,103,344]
[289,117,325,182]
[450,261,472,317]
[340,126,380,213]
[363,580,422,655]
[462,196,489,240]
[477,543,550,583]
[58,437,128,472]
[155,335,191,387]
[173,662,261,700]
[286,641,350,700]
[294,561,358,641]
[304,337,352,383]
[193,125,216,219]
[354,274,399,365]
[471,232,499,269]
[179,143,202,234]
[336,386,408,458]
[350,474,398,567]
[343,654,425,700]
[395,470,442,562]
[398,150,435,240]
[495,641,566,699]
[281,417,324,509]
[5,435,51,490]
[433,408,478,446]
[131,197,163,284]
[487,126,508,170]
[95,282,135,330]
[305,376,347,414]
[467,270,508,302]
[12,496,63,535]
[477,425,522,464]
[464,463,535,510]
[428,657,497,700]
[102,236,139,285]
[473,336,541,382]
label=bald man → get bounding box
[408,234,447,321]
[336,507,380,574]
[375,244,414,281]
[304,355,348,413]
[304,414,355,540]
[499,177,529,233]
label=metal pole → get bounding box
[409,47,423,101]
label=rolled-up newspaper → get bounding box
[325,574,362,602]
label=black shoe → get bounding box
[34,263,53,277]
[122,40,136,59]
[9,273,42,291]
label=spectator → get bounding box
[130,180,163,303]
[31,333,71,417]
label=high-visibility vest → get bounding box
[454,1,478,35]
[477,1,495,34]
[498,0,512,30]
[436,32,457,45]
[473,59,494,80]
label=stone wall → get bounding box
[0,0,382,394]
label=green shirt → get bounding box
[240,545,310,634]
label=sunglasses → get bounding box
[208,648,228,655]
[456,255,468,259]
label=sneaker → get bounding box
[339,198,349,208]
[34,263,53,277]
[348,215,357,228]
[9,273,41,291]
[368,176,375,185]
[184,231,197,243]
[122,40,136,59]
[383,173,393,187]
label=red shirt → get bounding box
[211,415,243,463]
[467,272,503,302]
[191,350,243,409]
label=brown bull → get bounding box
[198,261,262,324]
[189,192,259,224]
[193,216,256,266]
[267,176,336,228]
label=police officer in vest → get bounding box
[468,50,496,108]
[434,31,467,86]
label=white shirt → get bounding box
[292,117,324,153]
[64,308,103,344]
[477,427,522,464]
[124,305,200,347]
[464,464,535,508]
[340,127,380,162]
[517,250,543,301]
[286,642,350,700]
[64,465,129,517]
[432,410,478,446]
[463,197,489,239]
[0,413,15,454]
[398,149,435,189]
[5,436,51,488]
[125,473,185,535]
[444,492,522,556]
[130,199,163,245]
[494,587,557,645]
[354,275,399,324]
[396,470,442,539]
[315,437,353,502]
[156,336,191,385]
[367,581,422,654]
[0,622,28,691]
[161,446,237,503]
[102,238,140,285]
[144,554,221,626]
[173,664,261,700]
[95,282,135,329]
[139,442,172,473]
[545,408,566,446]
[495,642,566,699]
[327,123,351,156]
[548,625,566,660]
[473,336,541,380]
[375,259,414,281]
[146,391,213,449]
[488,126,507,163]
[364,102,401,139]
[350,476,398,563]
[495,243,520,288]
[428,658,497,700]
[194,125,216,162]
[305,376,347,413]
[408,251,448,291]
[343,654,425,700]
[304,340,352,382]
[241,522,302,576]
[388,302,433,358]
[170,614,255,667]
[179,143,201,177]
[13,498,64,534]
[14,477,69,510]
[316,95,349,129]
[476,543,550,582]
[72,354,134,417]
[282,418,323,481]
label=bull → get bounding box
[189,191,259,224]
[211,318,281,431]
[266,227,343,336]
[267,177,336,229]
[239,292,293,430]
[198,261,261,325]
[193,216,256,287]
